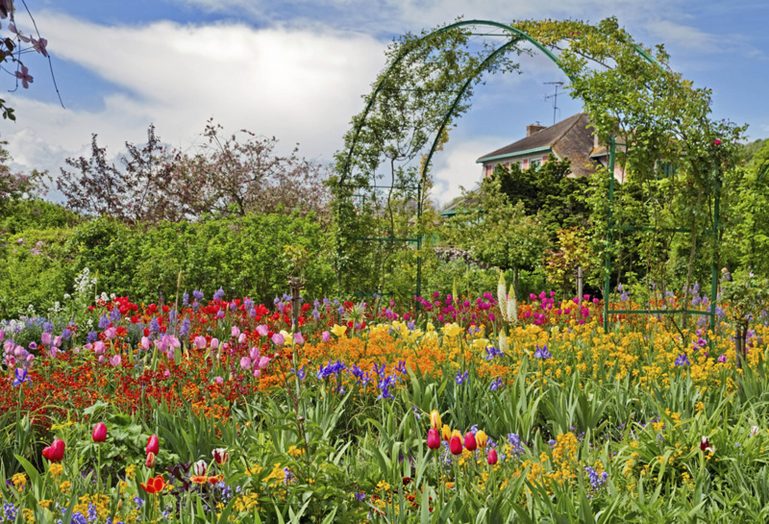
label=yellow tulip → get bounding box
[430,410,442,430]
[475,430,488,448]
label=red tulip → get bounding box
[42,438,65,462]
[464,432,477,452]
[145,451,156,468]
[145,434,159,455]
[487,449,498,465]
[426,428,441,450]
[140,474,166,494]
[449,436,463,455]
[92,422,108,443]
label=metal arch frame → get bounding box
[338,19,721,332]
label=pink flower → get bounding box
[449,436,463,455]
[321,331,331,343]
[31,37,48,57]
[271,333,285,346]
[140,336,150,350]
[487,449,498,465]
[210,338,219,350]
[194,336,207,350]
[231,326,241,338]
[109,354,121,367]
[238,333,246,344]
[104,327,117,340]
[426,428,441,449]
[256,325,269,337]
[294,332,305,346]
[464,432,477,451]
[213,376,224,385]
[240,357,251,370]
[92,422,108,443]
[41,332,52,346]
[713,138,722,146]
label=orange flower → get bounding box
[140,474,166,494]
[190,475,208,485]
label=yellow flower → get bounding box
[59,481,72,493]
[441,424,451,441]
[125,464,136,480]
[330,324,347,338]
[22,508,34,523]
[376,480,391,492]
[442,323,463,338]
[11,472,27,491]
[430,410,442,430]
[48,463,63,478]
[475,430,488,448]
[287,445,304,458]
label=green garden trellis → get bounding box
[338,19,722,330]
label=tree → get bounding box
[443,176,548,291]
[0,142,43,203]
[57,122,329,223]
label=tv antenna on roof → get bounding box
[544,81,565,125]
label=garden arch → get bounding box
[336,19,724,331]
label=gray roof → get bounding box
[476,113,598,177]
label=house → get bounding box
[475,113,624,181]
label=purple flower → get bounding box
[485,346,504,360]
[507,433,525,456]
[213,287,225,301]
[489,377,503,391]
[354,492,366,502]
[98,315,110,330]
[585,466,608,490]
[395,360,407,374]
[717,353,727,363]
[533,345,552,360]
[378,374,397,399]
[455,370,469,385]
[674,353,690,367]
[12,368,30,387]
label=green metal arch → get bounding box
[338,19,719,334]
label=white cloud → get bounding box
[1,12,386,192]
[430,137,502,205]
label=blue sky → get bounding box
[2,0,768,204]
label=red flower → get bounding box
[92,422,108,443]
[426,428,441,450]
[140,474,166,494]
[487,449,498,465]
[464,432,477,452]
[145,452,156,468]
[145,434,160,455]
[42,438,65,462]
[449,436,463,455]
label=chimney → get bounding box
[526,124,546,137]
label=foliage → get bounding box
[0,210,335,319]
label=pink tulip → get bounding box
[212,448,229,464]
[271,333,285,346]
[487,449,498,465]
[321,331,331,343]
[239,357,251,370]
[256,325,269,337]
[449,436,463,455]
[41,332,52,346]
[140,336,150,350]
[294,332,305,346]
[194,336,207,349]
[210,338,219,350]
[92,422,108,443]
[464,432,477,452]
[145,434,160,455]
[231,326,241,338]
[145,451,156,468]
[109,354,121,367]
[427,428,441,450]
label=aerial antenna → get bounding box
[544,81,565,124]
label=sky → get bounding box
[1,0,768,205]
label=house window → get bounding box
[530,159,541,168]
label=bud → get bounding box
[193,459,207,476]
[212,448,229,465]
[441,424,452,442]
[497,272,508,322]
[498,329,509,353]
[464,432,477,452]
[426,428,441,450]
[475,430,488,449]
[429,410,442,430]
[145,452,156,468]
[487,448,498,465]
[449,436,463,455]
[145,434,160,455]
[92,422,108,443]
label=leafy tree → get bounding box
[443,176,548,291]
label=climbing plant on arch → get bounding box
[332,17,741,328]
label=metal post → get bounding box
[577,266,583,302]
[415,178,423,300]
[709,167,721,332]
[603,137,616,332]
